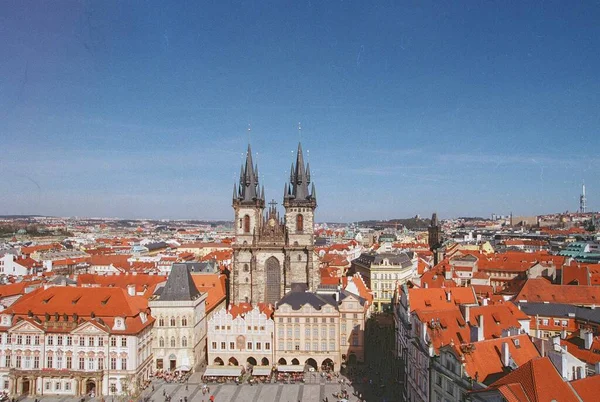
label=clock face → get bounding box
[268,218,276,227]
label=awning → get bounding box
[178,365,191,372]
[277,365,304,373]
[203,366,243,377]
[252,367,272,376]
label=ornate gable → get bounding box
[8,319,44,334]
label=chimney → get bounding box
[582,330,593,350]
[561,327,567,339]
[127,284,135,296]
[477,315,484,341]
[482,298,488,306]
[422,321,428,343]
[463,305,470,323]
[501,342,510,367]
[446,291,452,302]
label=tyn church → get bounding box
[230,143,319,305]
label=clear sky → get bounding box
[1,1,599,222]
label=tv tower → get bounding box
[580,182,587,213]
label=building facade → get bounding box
[273,287,367,371]
[149,264,207,372]
[0,287,153,398]
[230,143,319,305]
[207,304,274,367]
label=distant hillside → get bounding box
[358,217,431,230]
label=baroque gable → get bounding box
[8,319,44,334]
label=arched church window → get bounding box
[244,215,251,233]
[182,317,187,326]
[159,317,165,326]
[243,264,249,272]
[170,317,176,327]
[296,214,304,232]
[182,337,188,347]
[170,337,176,347]
[159,337,164,347]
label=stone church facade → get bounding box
[230,143,319,305]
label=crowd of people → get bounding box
[153,369,191,384]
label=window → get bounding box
[66,356,71,369]
[256,342,261,350]
[287,342,292,350]
[47,336,53,345]
[65,382,71,391]
[247,342,253,350]
[341,323,347,332]
[79,357,85,370]
[294,327,300,338]
[88,358,94,370]
[110,357,117,370]
[56,356,62,369]
[242,214,252,234]
[313,342,318,351]
[305,342,310,351]
[159,317,165,326]
[296,214,304,232]
[25,335,31,345]
[295,344,300,351]
[98,337,104,347]
[56,335,62,346]
[170,337,176,347]
[321,341,326,351]
[220,342,226,350]
[182,317,188,326]
[88,337,95,347]
[313,328,318,337]
[305,328,310,337]
[212,342,217,350]
[352,334,359,346]
[111,337,117,347]
[34,335,40,345]
[55,382,61,391]
[321,328,326,338]
[329,327,335,337]
[265,342,270,350]
[170,317,176,326]
[98,358,104,370]
[182,337,187,347]
[66,336,72,346]
[121,358,127,370]
[15,355,21,368]
[47,356,53,369]
[4,356,9,367]
[330,341,335,351]
[45,382,50,391]
[542,319,549,326]
[446,381,454,396]
[121,337,127,347]
[159,337,165,347]
[341,336,346,346]
[229,342,235,350]
[16,335,22,345]
[278,327,284,337]
[287,328,292,337]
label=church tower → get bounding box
[231,144,265,303]
[230,142,318,305]
[428,212,443,265]
[283,142,318,289]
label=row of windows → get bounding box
[277,341,335,352]
[214,325,265,332]
[538,318,569,327]
[4,355,127,371]
[277,317,341,323]
[45,381,72,391]
[373,273,406,280]
[1,334,127,348]
[340,334,360,346]
[277,326,337,338]
[157,317,188,327]
[211,341,270,351]
[158,337,188,348]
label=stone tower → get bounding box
[230,143,318,305]
[428,212,443,265]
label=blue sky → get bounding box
[1,1,599,222]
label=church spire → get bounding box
[290,142,310,200]
[236,143,263,203]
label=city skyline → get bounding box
[2,1,600,221]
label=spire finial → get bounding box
[298,121,302,142]
[247,123,251,143]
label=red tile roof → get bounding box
[467,304,530,339]
[571,375,600,401]
[406,287,477,312]
[514,278,600,305]
[488,357,580,402]
[191,274,227,314]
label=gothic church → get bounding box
[230,143,318,305]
